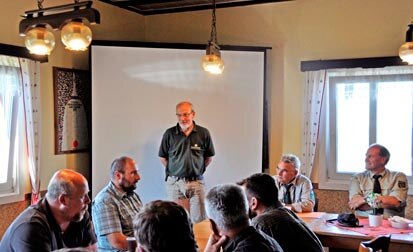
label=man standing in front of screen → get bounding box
[159,101,215,223]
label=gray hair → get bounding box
[176,101,195,113]
[280,154,301,170]
[110,156,133,177]
[205,184,249,231]
[46,169,83,200]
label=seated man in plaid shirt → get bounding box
[92,156,142,252]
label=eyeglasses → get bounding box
[176,112,193,118]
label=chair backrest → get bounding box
[358,235,391,252]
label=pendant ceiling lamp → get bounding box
[399,22,413,64]
[19,0,100,55]
[24,24,56,56]
[61,19,92,51]
[202,0,224,75]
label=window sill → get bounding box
[0,191,25,205]
[319,178,413,195]
[318,179,349,191]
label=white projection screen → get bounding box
[91,42,267,203]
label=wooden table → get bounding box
[193,220,211,251]
[193,213,413,252]
[306,213,413,251]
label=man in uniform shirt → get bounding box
[349,144,408,217]
[159,101,215,223]
[0,169,97,251]
[274,154,315,212]
[92,156,142,251]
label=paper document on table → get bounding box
[297,212,326,219]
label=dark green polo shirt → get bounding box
[159,122,215,178]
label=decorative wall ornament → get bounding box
[53,67,90,154]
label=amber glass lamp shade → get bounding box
[24,25,55,55]
[399,23,413,64]
[202,54,224,75]
[399,42,413,64]
[61,20,92,51]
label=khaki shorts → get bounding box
[166,176,206,223]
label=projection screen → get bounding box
[91,42,267,203]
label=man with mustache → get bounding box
[159,101,215,223]
[92,156,142,251]
[0,169,97,251]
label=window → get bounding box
[319,67,413,191]
[0,56,24,199]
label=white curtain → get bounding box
[19,58,41,205]
[301,70,326,177]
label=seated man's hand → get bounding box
[348,195,365,210]
[203,233,227,252]
[291,203,302,213]
[377,195,401,208]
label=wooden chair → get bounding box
[358,235,391,252]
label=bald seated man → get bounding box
[0,169,97,252]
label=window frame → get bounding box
[318,71,413,195]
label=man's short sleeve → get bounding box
[389,172,408,203]
[159,131,169,158]
[203,129,215,157]
[92,201,123,236]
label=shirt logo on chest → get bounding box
[398,181,406,188]
[191,144,202,150]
